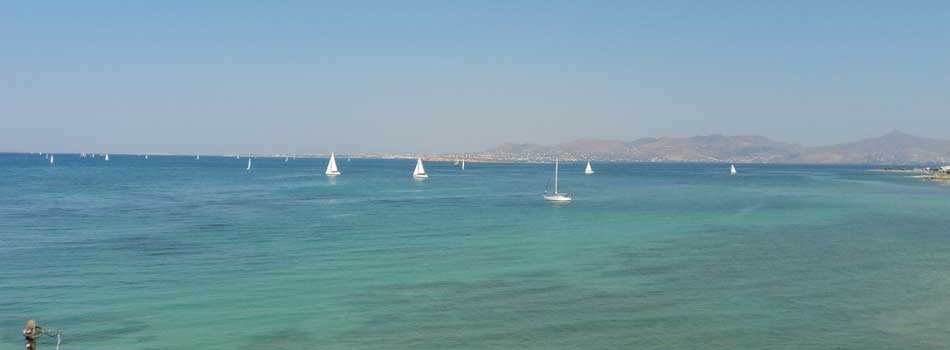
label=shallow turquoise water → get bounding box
[2,153,950,349]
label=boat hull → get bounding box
[326,171,341,176]
[413,174,429,179]
[543,194,572,202]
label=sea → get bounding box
[2,153,950,349]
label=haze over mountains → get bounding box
[477,131,950,165]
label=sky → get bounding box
[1,1,948,154]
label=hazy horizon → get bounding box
[3,1,948,154]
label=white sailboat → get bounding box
[325,153,341,176]
[584,160,594,175]
[247,158,252,171]
[196,154,200,160]
[412,158,428,179]
[544,158,572,202]
[50,155,54,165]
[80,152,86,158]
[104,154,110,161]
[461,159,465,170]
[285,157,289,162]
[145,154,148,159]
[730,164,737,175]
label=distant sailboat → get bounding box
[196,154,200,160]
[413,158,428,179]
[247,158,252,171]
[544,158,572,202]
[104,154,110,161]
[584,161,594,175]
[236,155,240,159]
[80,152,86,158]
[325,153,341,176]
[730,164,737,175]
[461,159,465,170]
[285,157,289,162]
[49,155,54,165]
[145,154,148,160]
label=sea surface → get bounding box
[2,153,950,349]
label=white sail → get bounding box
[544,158,572,201]
[461,159,465,170]
[413,158,428,178]
[50,155,54,164]
[247,158,252,171]
[144,154,148,159]
[585,161,594,175]
[730,164,737,175]
[326,153,341,176]
[196,154,200,160]
[285,157,289,162]
[104,154,109,161]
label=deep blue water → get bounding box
[2,153,950,349]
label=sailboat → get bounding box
[412,158,428,179]
[50,155,54,165]
[584,160,594,175]
[104,154,110,161]
[247,158,252,171]
[145,154,148,160]
[80,152,86,158]
[730,164,737,175]
[544,158,572,202]
[196,154,200,160]
[461,159,465,170]
[285,157,289,162]
[325,153,341,176]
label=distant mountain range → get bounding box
[474,131,950,165]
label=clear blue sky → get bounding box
[2,1,948,154]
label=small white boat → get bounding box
[584,160,594,175]
[247,158,252,171]
[730,164,737,175]
[50,155,54,165]
[413,158,428,179]
[285,157,289,162]
[461,159,465,170]
[144,154,148,159]
[80,153,86,158]
[325,152,341,176]
[104,154,110,161]
[196,154,200,160]
[544,158,572,202]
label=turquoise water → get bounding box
[3,153,950,349]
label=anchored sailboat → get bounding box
[730,164,737,175]
[461,159,465,170]
[544,158,572,202]
[325,153,341,176]
[247,158,252,171]
[544,158,571,202]
[413,158,428,179]
[584,161,594,175]
[104,154,110,161]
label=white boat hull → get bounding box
[544,193,572,201]
[326,171,341,176]
[413,174,429,179]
